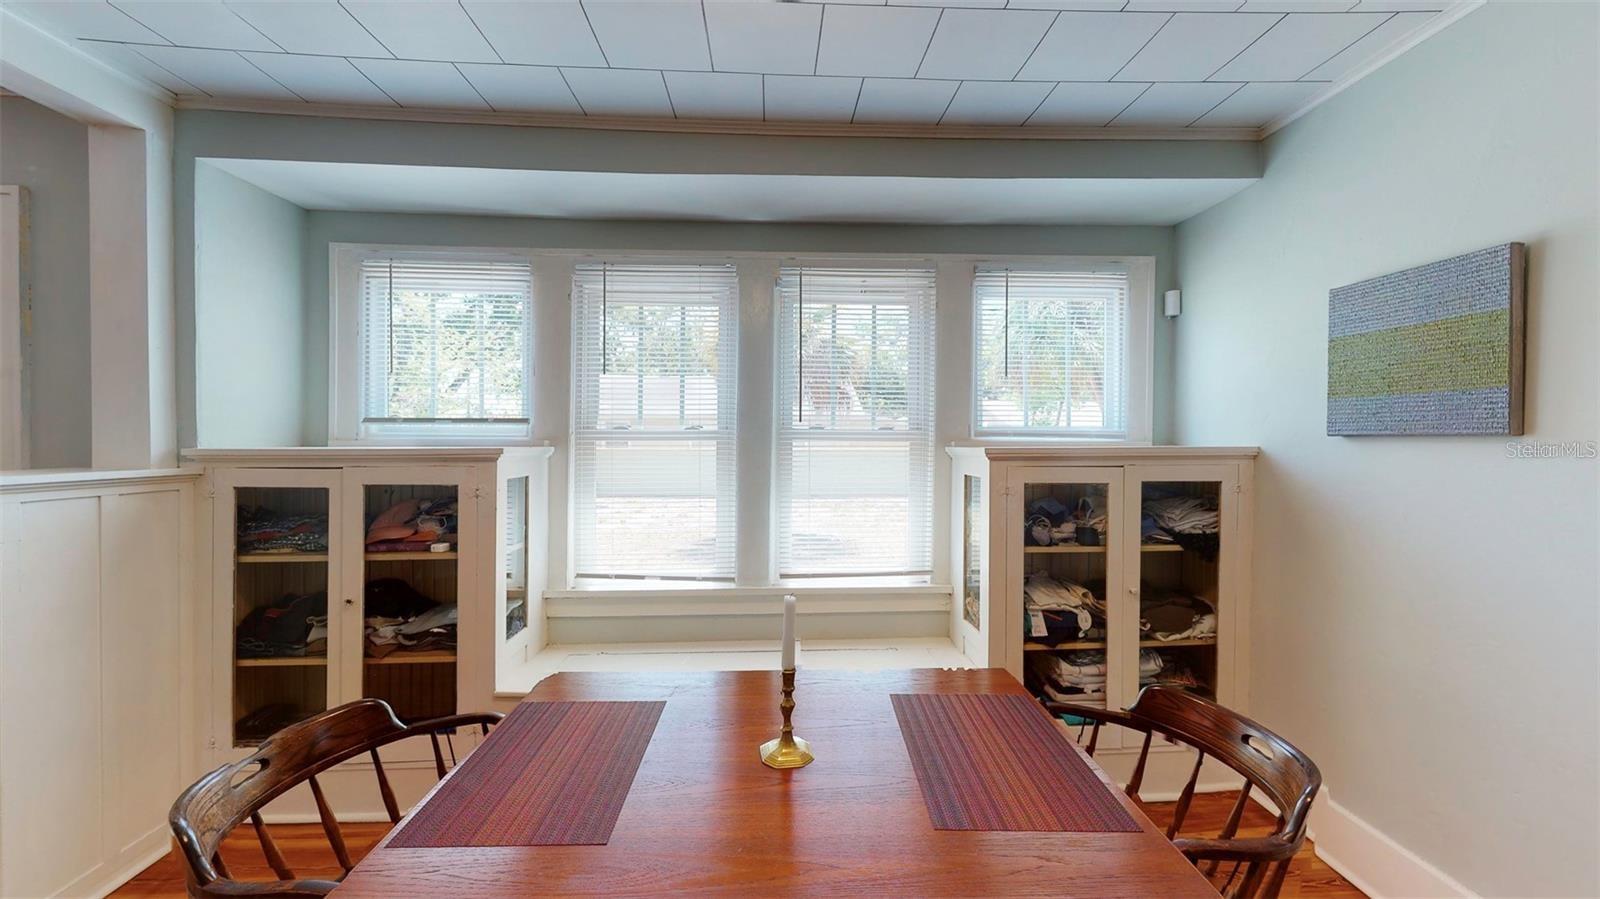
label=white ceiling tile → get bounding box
[1124,1,1244,10]
[815,5,942,78]
[917,8,1058,80]
[581,1,710,71]
[1211,12,1388,79]
[112,1,277,50]
[457,64,582,114]
[852,78,959,124]
[1114,12,1279,80]
[242,52,396,105]
[1237,1,1357,11]
[940,80,1053,125]
[458,1,605,66]
[702,1,821,75]
[1026,81,1148,125]
[798,0,884,4]
[77,41,198,94]
[349,58,489,109]
[1016,11,1169,81]
[225,1,391,57]
[1303,10,1432,79]
[1005,1,1128,9]
[900,0,1007,6]
[663,71,763,119]
[7,1,167,42]
[1109,81,1237,125]
[559,67,675,117]
[340,1,498,63]
[762,75,861,123]
[130,45,299,99]
[1349,0,1447,10]
[1190,80,1320,125]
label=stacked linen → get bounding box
[365,497,459,552]
[1140,586,1217,642]
[237,506,328,554]
[1030,649,1164,699]
[362,578,459,660]
[1023,572,1108,645]
[1143,495,1221,557]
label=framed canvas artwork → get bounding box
[1328,242,1526,436]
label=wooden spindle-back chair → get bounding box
[1045,685,1321,899]
[169,698,501,897]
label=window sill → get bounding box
[545,583,953,619]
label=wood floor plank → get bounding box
[112,792,1364,897]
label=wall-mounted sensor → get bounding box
[1164,289,1182,318]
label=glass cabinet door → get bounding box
[223,472,341,748]
[1008,467,1126,743]
[1127,465,1237,705]
[343,470,472,727]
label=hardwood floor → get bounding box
[113,791,1364,897]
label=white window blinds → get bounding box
[973,267,1129,437]
[358,256,531,432]
[571,263,739,581]
[776,267,936,579]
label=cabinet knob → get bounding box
[344,598,355,606]
[1128,587,1139,595]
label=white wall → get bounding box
[0,471,198,898]
[1172,3,1598,896]
[0,95,91,468]
[194,162,306,446]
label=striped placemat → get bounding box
[891,693,1140,833]
[389,700,665,847]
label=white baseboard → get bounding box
[60,825,172,899]
[1254,786,1477,899]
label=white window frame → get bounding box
[329,243,536,445]
[970,256,1154,444]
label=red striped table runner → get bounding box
[389,700,665,847]
[891,692,1140,833]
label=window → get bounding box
[571,263,739,581]
[973,267,1135,439]
[353,253,532,439]
[776,266,936,579]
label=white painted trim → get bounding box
[0,466,196,493]
[172,95,1259,142]
[58,825,171,899]
[0,186,25,470]
[545,588,952,619]
[1261,1,1487,138]
[183,446,551,464]
[1305,788,1481,899]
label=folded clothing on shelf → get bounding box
[1025,496,1108,546]
[237,506,328,554]
[1140,587,1217,642]
[236,590,327,658]
[1023,572,1108,643]
[1143,495,1221,558]
[365,497,458,551]
[1029,649,1164,698]
[363,578,458,660]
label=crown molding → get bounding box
[1261,0,1486,139]
[173,95,1262,143]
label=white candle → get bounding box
[780,594,796,670]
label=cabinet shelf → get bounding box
[1024,641,1106,652]
[236,656,326,668]
[237,552,328,564]
[364,651,456,665]
[1023,544,1187,555]
[364,550,458,561]
[1142,638,1217,648]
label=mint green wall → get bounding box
[1173,3,1598,895]
[299,212,1179,445]
[194,162,306,446]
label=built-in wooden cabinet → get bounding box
[948,446,1256,736]
[189,447,549,766]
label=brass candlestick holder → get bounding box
[760,668,814,769]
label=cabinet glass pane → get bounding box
[1139,481,1221,700]
[233,486,330,747]
[361,484,459,723]
[504,476,529,641]
[1020,481,1113,717]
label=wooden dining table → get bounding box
[336,668,1218,897]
